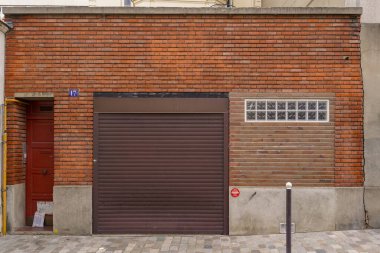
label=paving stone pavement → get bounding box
[0,229,379,253]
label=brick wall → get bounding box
[5,14,363,186]
[230,92,336,186]
[6,102,27,185]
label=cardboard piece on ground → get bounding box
[37,201,53,215]
[32,212,45,228]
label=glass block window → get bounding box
[245,99,329,122]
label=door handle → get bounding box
[41,169,48,175]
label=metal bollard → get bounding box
[286,182,292,253]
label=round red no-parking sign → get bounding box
[231,188,240,198]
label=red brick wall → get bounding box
[230,93,336,187]
[6,103,27,185]
[5,14,363,186]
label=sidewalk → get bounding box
[0,229,379,253]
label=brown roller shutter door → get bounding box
[93,100,228,234]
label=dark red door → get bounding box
[26,101,54,224]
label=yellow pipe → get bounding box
[2,98,28,235]
[1,102,7,236]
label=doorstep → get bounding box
[9,226,54,235]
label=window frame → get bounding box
[244,99,330,123]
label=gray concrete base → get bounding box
[53,186,92,235]
[335,187,365,230]
[6,183,26,231]
[229,187,365,235]
[364,187,380,228]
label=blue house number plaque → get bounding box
[69,89,79,97]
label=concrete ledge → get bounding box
[14,92,54,100]
[53,185,92,235]
[3,7,362,15]
[229,187,365,235]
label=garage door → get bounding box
[93,97,228,234]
